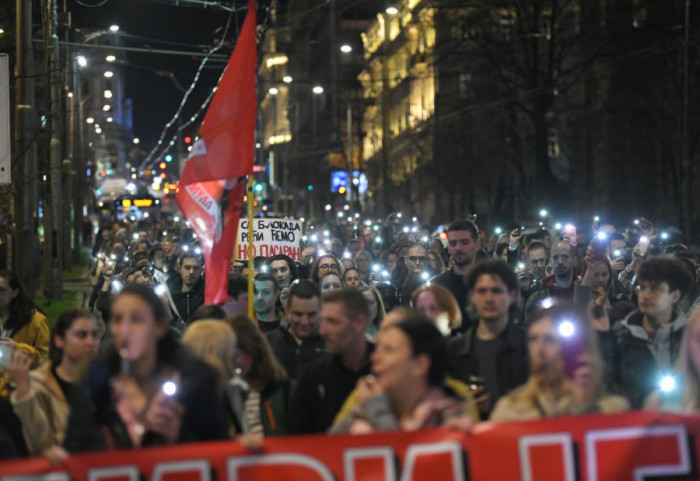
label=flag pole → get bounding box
[247,175,256,321]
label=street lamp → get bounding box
[109,24,119,32]
[312,86,324,139]
[76,55,87,67]
[340,44,352,53]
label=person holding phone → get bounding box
[331,312,476,433]
[7,309,98,455]
[0,270,49,397]
[63,284,228,453]
[490,307,628,421]
[611,256,692,408]
[448,260,529,419]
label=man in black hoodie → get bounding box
[166,253,205,324]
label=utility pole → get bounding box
[14,0,39,296]
[71,57,83,259]
[682,0,693,243]
[45,0,64,298]
[60,7,72,271]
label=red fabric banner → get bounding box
[3,411,700,481]
[176,0,257,304]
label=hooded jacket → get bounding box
[613,309,688,408]
[166,274,205,325]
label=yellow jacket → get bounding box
[12,310,50,363]
[332,377,480,429]
[1,310,50,397]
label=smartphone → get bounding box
[0,342,11,369]
[638,236,650,256]
[591,234,608,260]
[563,224,578,246]
[557,320,587,379]
[468,376,486,392]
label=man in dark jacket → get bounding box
[523,240,576,324]
[289,288,372,433]
[430,219,481,331]
[448,259,529,419]
[166,253,205,324]
[266,280,325,379]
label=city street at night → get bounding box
[1,1,700,479]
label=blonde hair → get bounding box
[358,285,386,327]
[182,320,237,386]
[411,284,462,330]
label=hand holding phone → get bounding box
[0,342,11,369]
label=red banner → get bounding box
[3,411,700,481]
[176,0,257,304]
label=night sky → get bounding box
[68,0,255,148]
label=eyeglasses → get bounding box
[634,283,670,295]
[319,263,338,271]
[407,256,428,263]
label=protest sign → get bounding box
[235,218,302,261]
[2,411,700,481]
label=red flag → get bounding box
[177,0,257,305]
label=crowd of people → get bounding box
[1,210,699,461]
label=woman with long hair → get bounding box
[310,254,343,284]
[490,306,628,421]
[411,284,462,336]
[344,267,363,288]
[228,315,292,436]
[0,269,49,363]
[182,320,238,437]
[428,250,445,275]
[332,311,475,433]
[358,285,386,339]
[0,270,49,397]
[63,284,228,452]
[8,309,99,455]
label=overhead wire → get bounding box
[137,1,243,171]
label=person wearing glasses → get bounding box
[404,243,430,274]
[611,256,692,408]
[310,254,343,284]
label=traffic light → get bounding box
[165,154,173,163]
[184,136,192,144]
[307,185,314,191]
[254,183,264,193]
[159,162,166,169]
